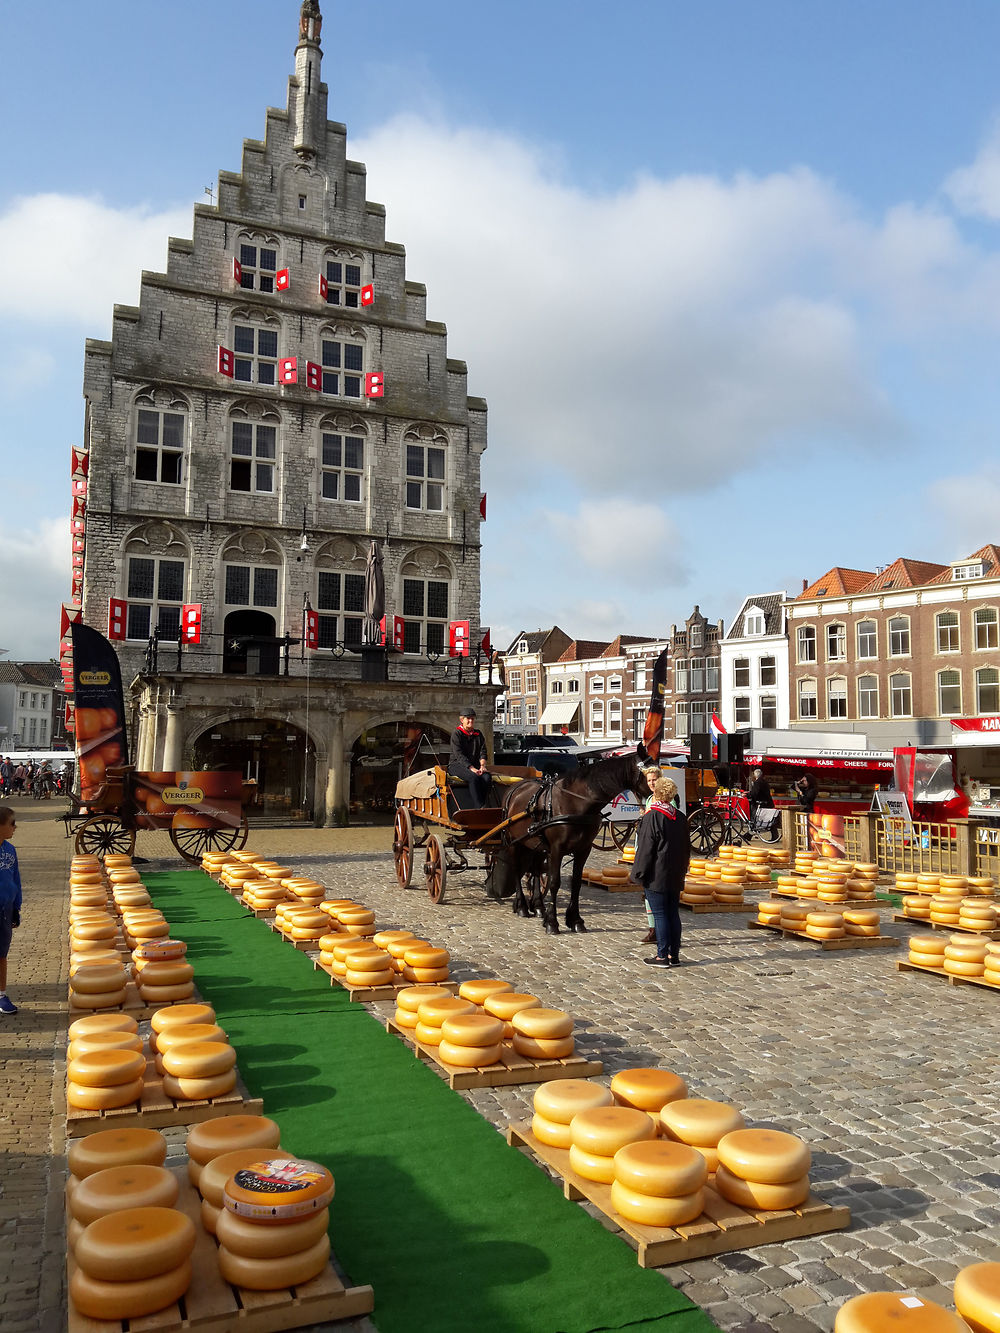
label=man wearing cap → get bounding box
[449,708,492,808]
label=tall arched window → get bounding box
[121,521,190,642]
[319,323,365,398]
[315,536,367,648]
[404,424,448,512]
[133,387,188,485]
[935,611,959,653]
[937,670,962,716]
[826,623,846,661]
[827,677,847,718]
[318,414,366,503]
[797,626,817,663]
[399,547,453,655]
[236,231,281,293]
[889,616,911,656]
[890,672,912,717]
[229,403,279,494]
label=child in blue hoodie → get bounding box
[0,807,21,1015]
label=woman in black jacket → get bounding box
[630,776,690,967]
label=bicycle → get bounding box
[687,790,781,855]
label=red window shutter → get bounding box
[449,620,470,657]
[72,495,86,519]
[364,372,384,399]
[378,615,386,646]
[481,628,492,657]
[72,477,88,499]
[305,361,322,391]
[71,517,85,536]
[72,535,85,555]
[181,604,202,645]
[108,597,127,641]
[392,616,405,651]
[318,273,328,300]
[278,356,298,385]
[65,701,75,731]
[305,608,319,650]
[217,345,235,377]
[276,268,290,291]
[72,551,84,570]
[480,493,487,520]
[233,257,242,284]
[361,283,374,306]
[71,448,89,477]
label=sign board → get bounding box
[602,790,643,823]
[872,788,912,825]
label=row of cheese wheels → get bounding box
[835,1264,1000,1330]
[908,933,1000,982]
[713,847,790,865]
[758,901,882,939]
[681,881,748,904]
[895,872,995,898]
[395,981,575,1065]
[903,894,999,929]
[775,875,877,902]
[793,856,878,878]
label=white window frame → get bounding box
[690,624,704,649]
[953,563,985,581]
[857,620,877,660]
[935,611,960,654]
[734,696,751,727]
[827,676,848,719]
[634,666,647,693]
[526,702,538,727]
[550,680,563,695]
[507,670,522,693]
[797,625,817,663]
[744,612,765,636]
[230,419,277,494]
[889,615,911,657]
[760,695,777,729]
[706,657,719,691]
[567,678,580,694]
[690,662,705,693]
[607,699,622,733]
[890,672,912,717]
[320,430,364,503]
[135,407,185,485]
[937,669,962,717]
[674,659,688,692]
[233,323,279,386]
[798,677,818,719]
[125,555,185,642]
[858,675,879,719]
[608,675,622,692]
[976,667,1000,714]
[760,655,776,686]
[590,677,605,693]
[733,657,750,689]
[524,667,539,694]
[690,701,707,732]
[826,622,847,662]
[675,701,689,738]
[590,700,604,734]
[974,607,999,651]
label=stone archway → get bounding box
[349,719,450,817]
[191,716,315,819]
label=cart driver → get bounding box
[448,708,492,808]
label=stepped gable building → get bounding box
[78,1,492,823]
[669,606,723,741]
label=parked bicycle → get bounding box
[687,789,781,855]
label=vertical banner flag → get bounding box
[480,493,487,520]
[449,620,470,657]
[481,628,492,658]
[641,647,670,764]
[304,605,319,650]
[378,615,387,646]
[709,712,725,760]
[276,268,290,291]
[305,361,322,391]
[71,621,131,802]
[364,373,384,398]
[181,604,203,645]
[318,273,329,300]
[278,357,298,384]
[232,257,242,284]
[217,346,235,377]
[392,616,405,651]
[361,283,375,306]
[107,597,127,641]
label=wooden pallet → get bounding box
[892,914,1000,940]
[311,957,458,1003]
[384,1017,603,1089]
[506,1123,849,1268]
[66,1058,263,1138]
[680,901,757,914]
[67,1167,374,1333]
[896,959,1000,992]
[747,920,900,950]
[585,877,642,894]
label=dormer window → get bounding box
[744,611,765,636]
[953,562,985,581]
[517,639,528,653]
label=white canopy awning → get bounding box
[538,700,581,727]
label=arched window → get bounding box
[827,677,847,718]
[133,387,188,485]
[319,323,364,398]
[318,414,366,503]
[936,611,959,653]
[221,531,283,614]
[236,231,281,293]
[404,424,448,512]
[608,699,622,733]
[798,678,817,719]
[229,403,279,494]
[121,521,189,642]
[889,616,911,657]
[315,537,366,648]
[857,620,877,659]
[590,700,604,734]
[858,675,878,718]
[890,672,912,717]
[231,308,281,385]
[826,623,846,661]
[977,668,1000,714]
[399,547,453,656]
[975,607,999,650]
[591,677,605,693]
[797,626,816,663]
[937,670,962,716]
[322,249,364,308]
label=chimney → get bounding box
[802,578,808,593]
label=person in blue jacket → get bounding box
[0,807,21,1015]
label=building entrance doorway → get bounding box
[223,610,279,675]
[192,718,312,819]
[351,721,450,816]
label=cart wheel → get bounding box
[393,807,414,888]
[688,807,725,856]
[610,820,637,851]
[425,833,448,904]
[74,816,136,860]
[169,817,249,865]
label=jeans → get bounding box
[645,889,681,961]
[449,764,492,809]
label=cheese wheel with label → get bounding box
[198,1148,291,1207]
[218,1233,331,1291]
[68,1128,167,1179]
[611,1068,687,1113]
[69,1049,146,1089]
[716,1128,811,1183]
[162,1042,236,1079]
[132,939,187,962]
[834,1292,968,1332]
[570,1106,657,1156]
[69,1259,192,1321]
[953,1260,1000,1333]
[458,979,514,1006]
[151,1003,215,1035]
[69,1013,138,1040]
[534,1079,613,1124]
[186,1115,281,1166]
[531,1111,573,1149]
[715,1164,810,1209]
[512,1033,575,1060]
[223,1157,335,1223]
[659,1099,745,1149]
[438,1039,504,1068]
[610,1179,705,1227]
[75,1206,196,1281]
[511,1008,574,1040]
[216,1205,329,1259]
[162,1069,237,1101]
[70,1165,179,1224]
[395,984,450,1013]
[612,1139,708,1197]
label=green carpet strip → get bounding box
[145,870,718,1333]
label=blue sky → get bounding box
[4,0,1000,657]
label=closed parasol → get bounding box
[363,539,385,645]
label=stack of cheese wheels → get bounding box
[984,942,1000,987]
[611,1139,708,1227]
[329,937,382,977]
[68,1023,143,1066]
[835,1292,969,1331]
[283,908,330,943]
[843,908,880,938]
[716,866,745,903]
[954,1260,1000,1331]
[218,1157,335,1290]
[317,932,343,969]
[805,910,845,941]
[195,1147,288,1234]
[123,910,170,944]
[69,1012,138,1047]
[688,858,707,877]
[816,873,848,904]
[402,944,450,984]
[153,1022,228,1076]
[437,1011,505,1067]
[769,849,790,867]
[67,1129,169,1240]
[113,884,153,911]
[387,935,428,973]
[847,876,876,901]
[569,1105,656,1183]
[959,897,998,931]
[511,1007,574,1061]
[703,863,722,887]
[136,946,195,1004]
[343,945,394,988]
[458,978,513,1007]
[70,1206,196,1320]
[69,1163,180,1253]
[746,856,771,886]
[795,878,819,900]
[484,991,540,1038]
[161,1038,237,1102]
[336,907,377,939]
[373,928,414,952]
[201,852,234,877]
[274,902,314,933]
[908,934,946,969]
[531,1079,613,1149]
[222,864,259,893]
[757,900,783,927]
[929,894,962,928]
[186,1114,282,1189]
[775,874,798,893]
[414,995,475,1047]
[230,849,260,862]
[895,872,918,894]
[132,937,187,972]
[794,854,815,874]
[680,875,713,907]
[779,903,809,933]
[659,1098,745,1172]
[393,984,451,1030]
[715,1128,811,1210]
[611,1067,687,1120]
[967,876,997,897]
[149,1003,217,1055]
[943,935,987,979]
[940,874,968,896]
[854,862,879,885]
[918,873,941,895]
[903,894,933,920]
[69,956,131,1011]
[242,879,288,911]
[283,877,326,905]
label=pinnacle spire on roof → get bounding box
[293,1,323,160]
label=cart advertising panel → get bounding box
[70,621,130,803]
[133,771,243,832]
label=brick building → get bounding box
[669,606,723,741]
[76,2,493,822]
[498,628,572,732]
[0,663,67,752]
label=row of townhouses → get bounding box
[0,663,67,752]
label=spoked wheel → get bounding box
[74,816,136,860]
[169,816,250,865]
[424,832,448,904]
[688,807,725,856]
[610,820,637,851]
[393,806,414,888]
[753,815,782,844]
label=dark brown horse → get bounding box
[488,748,648,934]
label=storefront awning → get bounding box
[539,700,581,727]
[745,751,893,774]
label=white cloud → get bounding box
[924,468,1000,556]
[0,194,191,328]
[0,516,71,660]
[945,121,1000,220]
[543,499,687,578]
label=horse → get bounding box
[488,748,649,935]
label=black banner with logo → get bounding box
[70,621,130,800]
[641,646,670,763]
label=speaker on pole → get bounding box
[688,734,712,763]
[718,732,746,766]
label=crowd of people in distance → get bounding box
[0,758,74,799]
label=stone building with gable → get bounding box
[77,2,492,823]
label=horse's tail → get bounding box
[486,847,519,901]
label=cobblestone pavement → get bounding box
[7,806,998,1332]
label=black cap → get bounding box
[461,706,477,717]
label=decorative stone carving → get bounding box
[221,530,283,564]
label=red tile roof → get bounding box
[927,544,1000,583]
[556,639,611,663]
[858,558,948,593]
[600,634,653,658]
[797,568,875,600]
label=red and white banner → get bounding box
[318,273,329,300]
[276,268,290,291]
[744,752,894,775]
[217,345,235,377]
[449,620,470,657]
[304,607,319,650]
[72,551,84,569]
[71,449,90,477]
[108,597,127,641]
[72,495,86,520]
[392,616,405,651]
[952,717,1000,733]
[72,535,85,555]
[60,604,81,639]
[305,361,322,391]
[65,700,75,731]
[72,477,88,499]
[364,372,384,399]
[181,604,202,645]
[278,356,298,384]
[232,257,242,284]
[361,283,375,306]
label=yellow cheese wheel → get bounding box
[414,1020,445,1047]
[440,1012,505,1047]
[215,1205,329,1260]
[69,1049,146,1089]
[405,965,451,983]
[404,945,450,969]
[345,967,396,988]
[612,1139,708,1197]
[73,920,118,941]
[70,1165,179,1224]
[336,907,375,925]
[610,1179,705,1227]
[438,1039,504,1068]
[484,992,541,1021]
[332,938,378,963]
[806,925,846,940]
[259,864,292,879]
[716,1128,811,1183]
[610,1067,687,1112]
[512,1033,575,1060]
[198,1148,292,1207]
[417,996,475,1027]
[944,958,985,977]
[162,1042,236,1079]
[533,1079,613,1124]
[137,960,195,987]
[69,1032,143,1062]
[151,1003,215,1034]
[69,1012,137,1040]
[218,1233,331,1291]
[162,1069,237,1101]
[132,939,187,962]
[510,1008,574,1040]
[945,939,988,960]
[659,1099,745,1148]
[373,929,415,949]
[71,952,122,973]
[393,1006,419,1028]
[983,967,1000,987]
[389,936,428,962]
[157,1023,227,1053]
[318,933,343,952]
[954,1260,1000,1333]
[715,1164,810,1209]
[343,947,392,972]
[75,1206,196,1282]
[570,1106,657,1156]
[140,982,196,1003]
[568,1144,620,1183]
[187,1115,281,1167]
[68,1128,167,1179]
[288,909,328,929]
[834,1292,968,1332]
[845,924,880,937]
[458,979,514,1005]
[531,1111,573,1149]
[70,964,130,995]
[909,935,947,955]
[69,987,129,1012]
[909,949,944,968]
[223,1157,335,1223]
[843,909,880,926]
[70,1258,192,1321]
[289,924,329,941]
[806,911,844,928]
